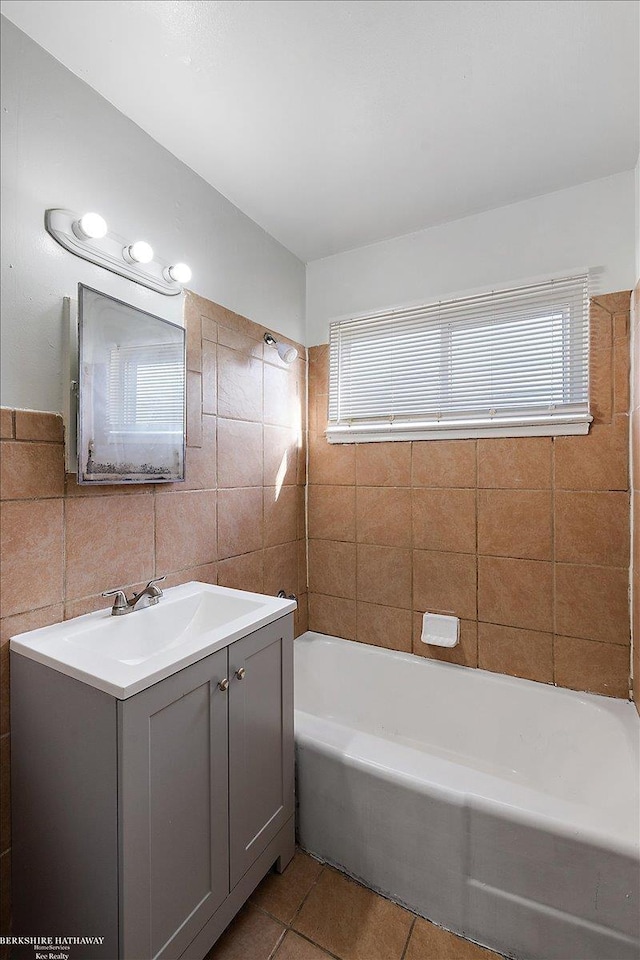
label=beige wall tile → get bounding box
[554,635,630,698]
[412,615,478,667]
[308,594,356,639]
[0,409,14,440]
[181,413,217,490]
[264,486,298,547]
[308,485,356,541]
[65,495,155,599]
[186,371,203,447]
[263,542,298,598]
[413,488,476,553]
[202,340,217,415]
[357,487,411,547]
[185,307,202,373]
[613,313,630,414]
[161,563,217,589]
[357,544,412,609]
[0,499,64,617]
[355,443,411,486]
[14,410,63,443]
[217,345,263,422]
[477,437,552,488]
[555,491,629,567]
[218,325,263,358]
[589,303,613,424]
[0,441,64,500]
[555,563,630,644]
[264,362,298,428]
[593,291,631,314]
[155,489,217,572]
[294,593,309,637]
[308,434,356,485]
[413,550,477,620]
[217,487,262,560]
[264,426,299,487]
[478,622,553,683]
[412,440,476,487]
[217,418,263,488]
[355,602,412,652]
[217,551,264,594]
[308,540,356,599]
[478,490,552,560]
[554,417,628,490]
[478,556,553,632]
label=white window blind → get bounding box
[107,342,185,435]
[327,274,591,442]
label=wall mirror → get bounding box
[77,284,186,483]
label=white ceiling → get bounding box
[2,0,638,262]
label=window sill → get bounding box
[325,415,593,443]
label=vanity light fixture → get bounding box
[164,262,192,285]
[72,211,108,240]
[264,332,298,364]
[45,208,193,297]
[123,240,154,265]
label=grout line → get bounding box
[399,915,417,960]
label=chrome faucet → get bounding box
[102,577,166,616]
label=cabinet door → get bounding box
[228,615,294,887]
[118,649,229,960]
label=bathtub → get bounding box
[294,633,640,960]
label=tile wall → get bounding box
[307,292,633,699]
[632,282,640,717]
[0,291,307,944]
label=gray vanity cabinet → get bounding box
[119,647,229,960]
[228,624,294,886]
[11,614,295,960]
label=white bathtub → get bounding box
[294,633,640,960]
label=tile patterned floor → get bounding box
[205,851,505,960]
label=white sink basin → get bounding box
[10,582,296,698]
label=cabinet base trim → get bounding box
[179,816,295,960]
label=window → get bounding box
[327,274,590,442]
[107,342,185,437]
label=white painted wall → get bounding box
[306,171,637,345]
[0,18,305,413]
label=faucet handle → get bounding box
[101,588,129,614]
[144,576,166,597]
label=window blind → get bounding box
[327,274,591,442]
[107,342,185,435]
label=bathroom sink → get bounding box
[10,582,296,699]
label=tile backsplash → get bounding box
[307,292,632,700]
[0,292,308,939]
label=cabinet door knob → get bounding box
[218,678,230,691]
[235,667,246,681]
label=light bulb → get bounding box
[73,212,108,240]
[125,240,154,264]
[277,342,298,364]
[167,263,192,284]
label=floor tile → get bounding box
[292,867,413,960]
[205,903,285,960]
[404,918,503,960]
[250,851,323,923]
[273,930,335,960]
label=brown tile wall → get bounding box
[631,282,640,717]
[307,292,632,699]
[0,291,308,941]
